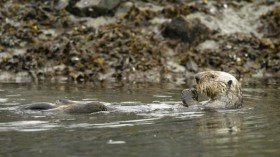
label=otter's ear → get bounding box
[227,80,232,88]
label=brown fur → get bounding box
[195,71,242,109]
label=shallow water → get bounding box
[0,82,279,157]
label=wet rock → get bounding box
[166,61,185,73]
[55,0,69,10]
[115,2,134,18]
[122,68,161,83]
[185,57,198,72]
[196,40,219,51]
[0,71,31,83]
[162,16,211,44]
[66,0,122,17]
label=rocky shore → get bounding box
[0,0,279,84]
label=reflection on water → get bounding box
[0,82,279,157]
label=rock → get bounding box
[66,0,122,17]
[0,71,31,83]
[115,2,134,18]
[185,57,198,72]
[55,0,69,10]
[162,16,211,44]
[166,61,185,73]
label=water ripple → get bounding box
[0,120,60,132]
[68,117,160,129]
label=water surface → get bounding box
[0,82,279,157]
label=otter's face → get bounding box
[195,71,239,99]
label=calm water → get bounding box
[0,82,279,157]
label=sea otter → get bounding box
[181,71,242,109]
[15,71,241,114]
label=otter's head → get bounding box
[194,71,241,100]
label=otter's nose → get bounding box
[195,75,200,83]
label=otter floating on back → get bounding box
[181,71,242,109]
[15,71,242,114]
[17,99,107,114]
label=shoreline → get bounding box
[0,0,279,83]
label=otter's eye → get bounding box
[228,80,232,87]
[211,75,215,79]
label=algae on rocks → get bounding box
[0,0,279,83]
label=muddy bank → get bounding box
[0,0,279,83]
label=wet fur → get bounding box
[195,71,242,109]
[18,100,107,113]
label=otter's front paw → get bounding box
[181,88,198,107]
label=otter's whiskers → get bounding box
[197,80,227,99]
